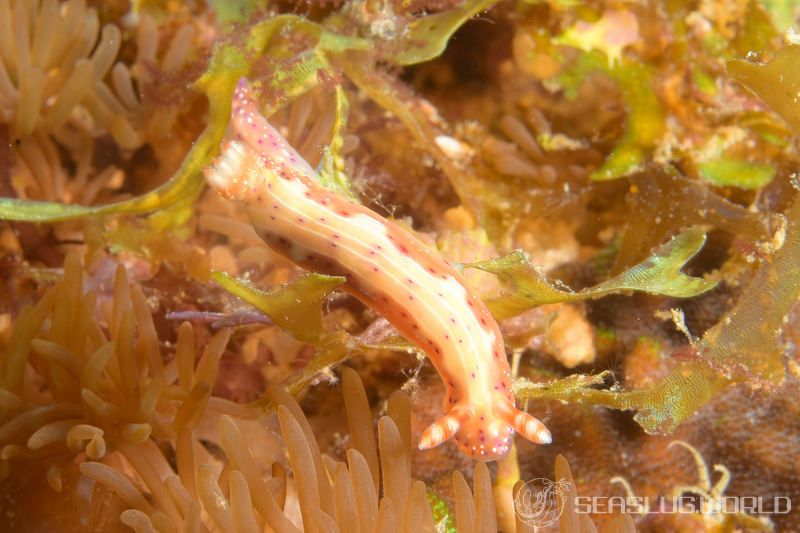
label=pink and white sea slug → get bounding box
[204,79,551,461]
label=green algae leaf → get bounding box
[521,0,579,6]
[211,271,345,344]
[760,0,800,33]
[524,43,800,433]
[317,28,370,54]
[697,200,800,383]
[280,330,419,399]
[601,227,715,295]
[260,28,365,115]
[715,45,800,383]
[318,85,357,199]
[692,66,717,96]
[550,50,665,181]
[209,0,261,26]
[427,490,456,533]
[264,49,332,114]
[391,0,501,66]
[516,362,731,434]
[614,169,771,271]
[698,158,775,189]
[555,9,639,66]
[472,227,716,319]
[728,45,800,136]
[553,12,664,180]
[514,371,612,399]
[591,61,665,180]
[283,332,352,397]
[257,23,368,114]
[0,199,96,222]
[732,0,779,58]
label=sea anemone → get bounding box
[1,0,203,204]
[0,253,497,531]
[0,252,641,531]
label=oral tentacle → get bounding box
[418,410,464,450]
[509,409,552,444]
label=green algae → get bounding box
[0,0,501,225]
[512,43,800,435]
[318,86,357,200]
[211,271,345,344]
[697,158,776,189]
[471,227,716,319]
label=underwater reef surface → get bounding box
[0,0,799,531]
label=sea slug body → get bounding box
[204,79,552,461]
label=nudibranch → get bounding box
[204,79,551,460]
